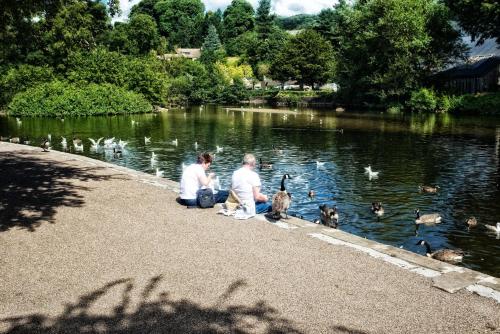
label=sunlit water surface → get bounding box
[1,106,500,276]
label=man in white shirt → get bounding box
[179,153,228,207]
[231,153,271,216]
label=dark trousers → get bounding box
[179,190,229,207]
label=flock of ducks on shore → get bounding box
[3,131,500,265]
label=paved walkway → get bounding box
[0,142,499,334]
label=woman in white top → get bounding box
[231,153,271,216]
[179,153,228,207]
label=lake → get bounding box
[1,105,499,276]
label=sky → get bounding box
[115,0,336,22]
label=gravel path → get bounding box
[0,143,499,334]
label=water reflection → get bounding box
[1,106,499,276]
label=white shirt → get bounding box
[231,166,261,202]
[180,164,206,199]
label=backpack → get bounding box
[196,188,215,208]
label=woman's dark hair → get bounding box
[197,152,213,164]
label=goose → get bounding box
[151,152,157,165]
[419,185,440,193]
[89,137,103,150]
[171,138,178,146]
[156,168,164,177]
[484,222,500,234]
[416,240,464,264]
[316,161,325,168]
[315,204,339,228]
[40,138,50,152]
[308,190,315,198]
[259,158,273,169]
[144,137,151,144]
[271,174,292,220]
[371,202,384,216]
[364,165,379,179]
[465,217,478,229]
[9,137,20,144]
[194,141,198,150]
[414,209,442,225]
[216,145,223,153]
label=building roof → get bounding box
[158,48,201,60]
[436,56,500,80]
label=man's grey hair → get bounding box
[243,153,256,166]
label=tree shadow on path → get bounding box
[1,276,306,334]
[0,151,116,232]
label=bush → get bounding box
[450,93,500,115]
[218,79,249,104]
[66,48,169,105]
[407,88,438,112]
[7,80,152,117]
[0,65,55,106]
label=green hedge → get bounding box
[450,93,500,115]
[7,80,152,117]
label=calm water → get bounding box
[1,106,500,276]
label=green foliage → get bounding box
[275,90,336,106]
[407,88,438,112]
[218,78,249,104]
[8,81,152,117]
[222,0,255,54]
[247,26,289,71]
[276,14,319,30]
[154,0,205,48]
[327,0,465,103]
[202,10,224,41]
[127,14,161,55]
[200,25,225,66]
[66,48,168,105]
[445,0,500,44]
[130,0,161,20]
[0,65,55,106]
[450,93,500,115]
[270,29,334,87]
[255,0,274,39]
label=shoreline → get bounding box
[1,142,499,333]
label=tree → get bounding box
[270,29,334,88]
[201,10,223,42]
[222,0,255,54]
[444,0,500,44]
[127,14,161,55]
[130,0,161,21]
[329,0,465,103]
[154,0,205,48]
[255,0,274,40]
[200,25,225,66]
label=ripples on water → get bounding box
[1,106,500,276]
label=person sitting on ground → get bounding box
[179,152,228,207]
[231,153,272,217]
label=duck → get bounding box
[371,202,384,216]
[416,240,464,264]
[23,140,30,145]
[259,158,273,169]
[171,138,178,146]
[465,217,478,230]
[316,204,339,228]
[419,185,440,193]
[16,117,22,125]
[144,137,151,144]
[117,139,128,149]
[89,137,103,150]
[47,134,52,142]
[9,137,20,144]
[194,141,198,150]
[484,222,500,234]
[271,174,292,220]
[216,145,223,153]
[308,190,315,198]
[316,161,325,168]
[156,168,164,177]
[0,136,9,141]
[414,209,442,225]
[40,138,50,152]
[73,137,82,146]
[150,152,157,165]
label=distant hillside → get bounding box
[276,14,318,31]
